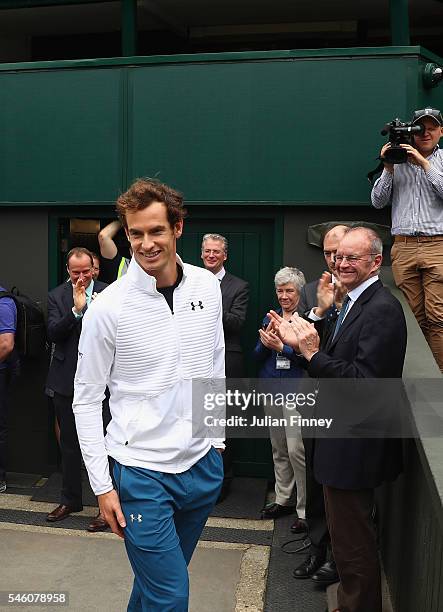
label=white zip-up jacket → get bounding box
[73,255,225,496]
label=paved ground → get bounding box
[0,475,331,612]
[0,526,248,612]
[0,485,271,612]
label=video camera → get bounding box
[380,119,425,164]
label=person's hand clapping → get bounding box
[73,278,87,315]
[314,272,334,316]
[267,310,299,351]
[259,321,284,352]
[288,316,320,361]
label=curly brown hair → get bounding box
[116,178,187,229]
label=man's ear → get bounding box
[174,220,184,239]
[374,253,383,271]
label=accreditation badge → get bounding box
[276,355,290,370]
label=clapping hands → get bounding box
[258,321,284,352]
[73,278,87,315]
[267,311,320,361]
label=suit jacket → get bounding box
[220,271,249,379]
[46,280,107,397]
[306,280,407,490]
[220,272,249,353]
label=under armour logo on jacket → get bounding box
[190,301,204,310]
[130,513,143,523]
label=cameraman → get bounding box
[371,108,443,372]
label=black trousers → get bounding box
[0,369,9,481]
[303,436,330,556]
[53,392,83,509]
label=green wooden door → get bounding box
[179,210,280,478]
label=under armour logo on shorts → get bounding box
[130,513,143,523]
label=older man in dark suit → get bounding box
[270,227,407,612]
[46,247,108,528]
[201,233,249,501]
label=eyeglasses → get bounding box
[335,253,379,265]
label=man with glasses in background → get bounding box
[269,226,407,612]
[371,107,443,372]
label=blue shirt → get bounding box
[0,286,17,370]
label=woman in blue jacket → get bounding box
[254,267,307,533]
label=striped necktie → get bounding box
[331,295,351,342]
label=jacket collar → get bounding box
[327,279,383,349]
[126,254,186,293]
[215,267,226,282]
[347,275,379,304]
[220,271,231,286]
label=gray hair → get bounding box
[201,233,228,254]
[344,226,383,255]
[274,267,306,292]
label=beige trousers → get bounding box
[266,403,306,517]
[391,237,443,372]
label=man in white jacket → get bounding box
[73,178,225,612]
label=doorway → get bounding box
[52,207,283,477]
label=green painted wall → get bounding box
[129,57,408,203]
[0,47,442,207]
[0,69,124,202]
